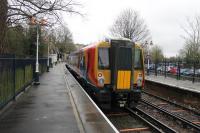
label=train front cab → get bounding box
[132,44,145,104]
[97,39,143,109]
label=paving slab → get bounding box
[0,63,79,133]
[146,75,200,93]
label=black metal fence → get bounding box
[0,55,47,109]
[146,60,200,83]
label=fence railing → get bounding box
[0,55,47,109]
[146,61,200,83]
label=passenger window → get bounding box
[98,48,110,69]
[80,55,85,70]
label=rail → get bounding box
[141,99,200,131]
[126,107,176,133]
[143,91,200,115]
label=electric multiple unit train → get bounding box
[66,38,145,109]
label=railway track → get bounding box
[126,107,176,133]
[139,92,200,132]
[142,91,200,115]
[142,91,200,126]
[106,107,176,133]
[106,110,151,133]
[145,81,200,113]
[68,66,200,132]
[108,92,200,132]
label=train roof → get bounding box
[69,42,97,55]
[69,39,143,55]
[104,37,132,42]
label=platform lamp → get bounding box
[29,16,47,85]
[145,41,153,75]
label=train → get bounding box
[66,38,145,109]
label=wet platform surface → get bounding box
[0,63,79,133]
[146,75,200,93]
[64,67,118,133]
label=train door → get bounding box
[110,40,134,91]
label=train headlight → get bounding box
[137,73,143,87]
[98,72,104,86]
[98,73,103,77]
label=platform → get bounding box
[145,75,200,94]
[0,63,118,133]
[64,66,118,133]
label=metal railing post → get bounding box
[47,42,50,72]
[164,59,167,77]
[155,62,157,76]
[193,61,195,83]
[178,61,181,80]
[24,60,26,85]
[13,55,16,100]
[176,61,179,80]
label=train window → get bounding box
[134,48,143,69]
[118,47,132,69]
[98,48,110,69]
[80,55,85,70]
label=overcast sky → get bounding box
[63,0,200,57]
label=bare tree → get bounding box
[55,25,76,54]
[180,16,200,62]
[45,25,76,54]
[0,0,81,54]
[55,25,73,43]
[7,0,81,25]
[110,9,150,42]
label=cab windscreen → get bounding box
[134,48,143,69]
[98,48,110,69]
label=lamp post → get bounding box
[29,17,47,85]
[145,41,153,75]
[35,24,40,85]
